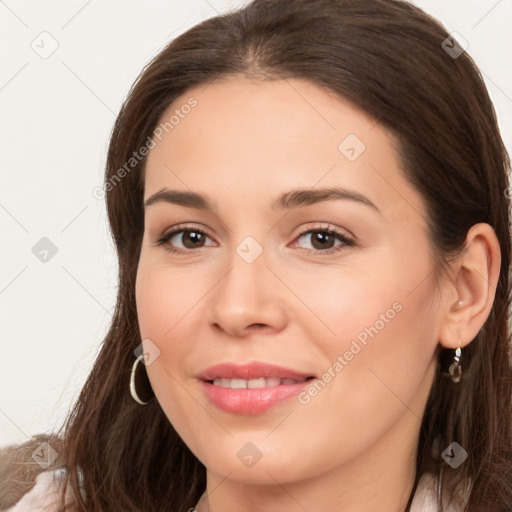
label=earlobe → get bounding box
[438,222,501,350]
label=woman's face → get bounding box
[136,77,442,485]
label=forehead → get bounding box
[143,76,424,222]
[146,77,380,170]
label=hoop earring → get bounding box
[129,355,155,405]
[448,347,462,383]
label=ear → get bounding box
[438,222,501,350]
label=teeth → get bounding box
[248,378,266,388]
[211,377,306,388]
[230,378,246,389]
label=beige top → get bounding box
[5,469,464,511]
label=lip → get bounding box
[198,362,316,414]
[198,362,314,381]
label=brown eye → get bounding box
[155,227,215,253]
[308,231,337,250]
[172,230,207,249]
[295,227,355,255]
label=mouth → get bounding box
[198,362,317,414]
[206,376,315,388]
[198,361,316,381]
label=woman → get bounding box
[1,0,511,510]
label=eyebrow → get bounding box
[144,186,380,214]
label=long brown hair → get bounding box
[2,1,511,510]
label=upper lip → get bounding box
[198,362,315,381]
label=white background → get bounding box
[1,0,511,448]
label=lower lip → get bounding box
[201,379,311,414]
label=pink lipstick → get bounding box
[198,362,315,414]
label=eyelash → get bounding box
[154,223,356,256]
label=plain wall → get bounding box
[1,0,511,448]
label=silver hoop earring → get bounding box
[129,355,155,405]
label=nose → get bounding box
[207,242,288,338]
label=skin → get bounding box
[135,77,500,512]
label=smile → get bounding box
[201,379,314,414]
[211,377,309,388]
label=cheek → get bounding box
[135,269,171,341]
[291,246,439,429]
[135,258,203,343]
[276,248,426,352]
[284,287,438,478]
[135,261,208,427]
[135,265,185,398]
